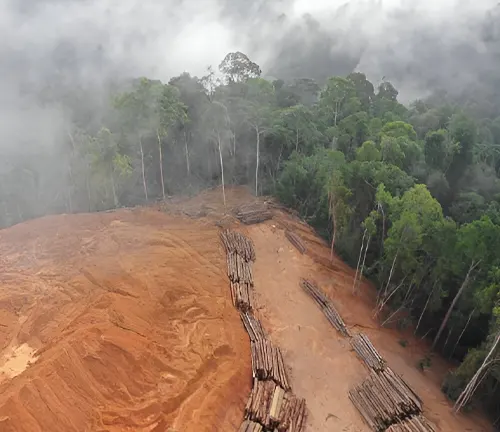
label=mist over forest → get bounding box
[2,0,500,427]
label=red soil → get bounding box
[0,186,493,431]
[0,209,250,431]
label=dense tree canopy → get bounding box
[2,51,500,424]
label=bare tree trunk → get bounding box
[255,128,260,196]
[451,309,475,358]
[379,203,386,254]
[184,131,190,176]
[139,137,148,201]
[379,249,399,304]
[432,260,480,351]
[86,168,92,211]
[415,282,436,335]
[374,274,406,317]
[357,235,371,293]
[217,131,226,208]
[330,200,337,262]
[296,127,299,152]
[157,130,166,200]
[111,174,118,207]
[353,229,367,294]
[454,331,500,413]
[443,326,454,351]
[381,282,415,326]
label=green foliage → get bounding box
[5,50,500,421]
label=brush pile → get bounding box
[244,379,307,431]
[386,415,436,432]
[235,203,273,225]
[285,229,307,254]
[251,338,290,390]
[348,368,423,431]
[351,333,386,372]
[241,312,266,342]
[300,279,350,337]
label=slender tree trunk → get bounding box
[157,129,165,200]
[454,331,500,413]
[184,131,190,176]
[111,174,118,207]
[296,127,299,152]
[379,203,386,254]
[357,235,371,293]
[380,250,399,301]
[375,274,406,317]
[451,309,475,358]
[86,169,92,211]
[233,131,236,158]
[353,229,367,294]
[255,128,260,196]
[432,260,479,351]
[217,131,226,208]
[330,204,337,261]
[415,282,436,335]
[443,326,454,351]
[139,137,148,201]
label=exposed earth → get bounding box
[0,187,493,431]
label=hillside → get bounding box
[0,187,493,431]
[0,205,249,431]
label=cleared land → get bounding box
[0,186,492,431]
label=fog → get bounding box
[0,0,498,223]
[2,0,498,98]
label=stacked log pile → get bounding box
[241,312,266,342]
[235,203,273,225]
[238,420,263,432]
[244,379,306,431]
[251,338,290,390]
[386,415,436,432]
[348,368,423,431]
[285,229,307,254]
[220,229,307,432]
[226,251,254,285]
[220,230,256,262]
[221,230,255,311]
[351,333,386,372]
[300,279,350,337]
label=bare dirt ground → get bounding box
[0,186,493,431]
[0,209,250,431]
[245,210,493,432]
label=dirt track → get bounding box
[0,187,493,431]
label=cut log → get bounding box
[351,333,387,372]
[300,279,350,337]
[285,229,307,254]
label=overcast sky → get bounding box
[0,0,498,152]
